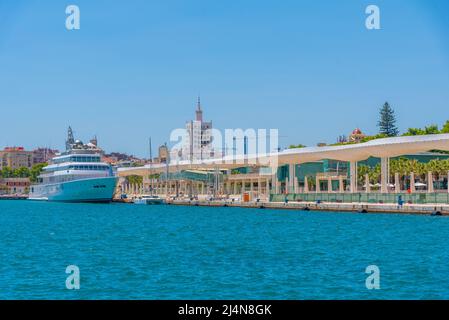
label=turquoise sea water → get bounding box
[1,200,449,300]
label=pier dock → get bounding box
[0,195,28,200]
[164,199,449,216]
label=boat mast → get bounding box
[165,142,169,199]
[149,137,153,164]
[149,137,153,195]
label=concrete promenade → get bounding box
[165,199,449,216]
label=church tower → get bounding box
[66,126,75,151]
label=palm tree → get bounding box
[357,165,370,186]
[390,158,410,189]
[371,164,381,185]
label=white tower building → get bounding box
[182,97,214,161]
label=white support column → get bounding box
[428,171,434,193]
[274,175,279,194]
[250,179,254,193]
[242,180,246,193]
[304,176,309,193]
[294,176,298,194]
[316,176,321,193]
[339,176,344,193]
[285,177,289,194]
[350,161,357,193]
[257,179,261,196]
[395,172,400,194]
[410,172,416,193]
[288,164,295,193]
[380,157,388,194]
[327,176,332,193]
[365,174,370,193]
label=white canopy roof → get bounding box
[118,134,449,176]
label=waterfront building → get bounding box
[152,144,170,164]
[348,128,366,143]
[0,147,33,170]
[181,97,214,162]
[101,155,119,165]
[158,144,169,163]
[0,177,30,195]
[117,134,449,204]
[32,148,59,165]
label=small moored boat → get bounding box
[133,195,165,205]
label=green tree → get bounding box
[13,167,30,178]
[378,102,399,137]
[360,133,388,143]
[288,144,306,149]
[357,165,370,185]
[441,120,449,133]
[127,175,143,185]
[425,125,440,134]
[30,163,47,183]
[0,167,14,178]
[403,127,425,136]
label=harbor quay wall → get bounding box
[166,198,449,216]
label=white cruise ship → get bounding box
[29,128,118,202]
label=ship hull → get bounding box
[29,177,118,203]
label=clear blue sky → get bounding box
[0,0,448,157]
